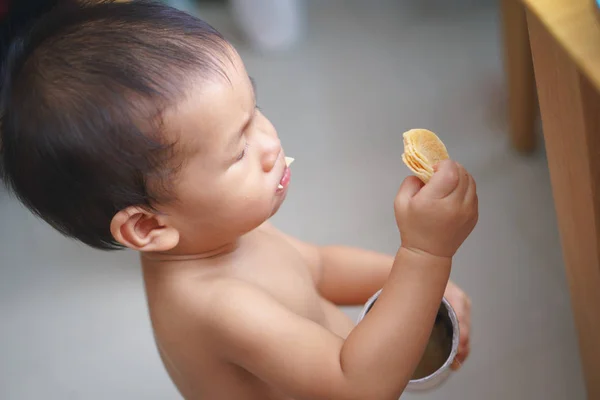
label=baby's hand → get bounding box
[444,280,471,370]
[394,159,478,258]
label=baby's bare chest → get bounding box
[146,234,355,399]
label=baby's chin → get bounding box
[229,189,289,237]
[270,189,288,217]
[233,196,287,236]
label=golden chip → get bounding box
[402,154,431,183]
[401,129,449,183]
[404,142,433,174]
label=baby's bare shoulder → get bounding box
[155,275,292,356]
[157,273,274,325]
[148,271,274,342]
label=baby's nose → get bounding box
[261,135,282,172]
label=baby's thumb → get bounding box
[419,159,459,199]
[395,175,424,209]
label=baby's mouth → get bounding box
[277,157,294,190]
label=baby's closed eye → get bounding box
[237,142,249,161]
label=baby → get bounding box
[0,1,478,399]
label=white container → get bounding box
[357,289,460,392]
[229,0,304,52]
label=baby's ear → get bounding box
[110,207,179,252]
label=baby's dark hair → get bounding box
[0,0,231,250]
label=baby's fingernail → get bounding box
[451,359,462,370]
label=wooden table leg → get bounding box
[527,10,600,400]
[500,0,537,153]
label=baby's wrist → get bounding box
[399,245,453,263]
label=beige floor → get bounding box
[0,1,587,399]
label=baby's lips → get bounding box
[277,157,295,189]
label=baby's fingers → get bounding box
[451,358,461,370]
[419,160,460,199]
[451,301,471,371]
[395,175,424,210]
[450,162,469,200]
[463,173,477,206]
[450,332,470,370]
[451,342,470,370]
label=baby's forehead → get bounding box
[165,68,253,153]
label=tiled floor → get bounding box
[0,1,586,399]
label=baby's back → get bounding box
[141,225,355,399]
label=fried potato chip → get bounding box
[401,152,428,177]
[402,153,431,183]
[404,142,433,174]
[401,129,449,183]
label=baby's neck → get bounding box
[140,236,245,263]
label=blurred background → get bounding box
[0,0,587,399]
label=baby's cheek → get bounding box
[236,193,273,219]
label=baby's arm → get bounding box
[315,246,394,305]
[204,250,451,400]
[206,160,477,399]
